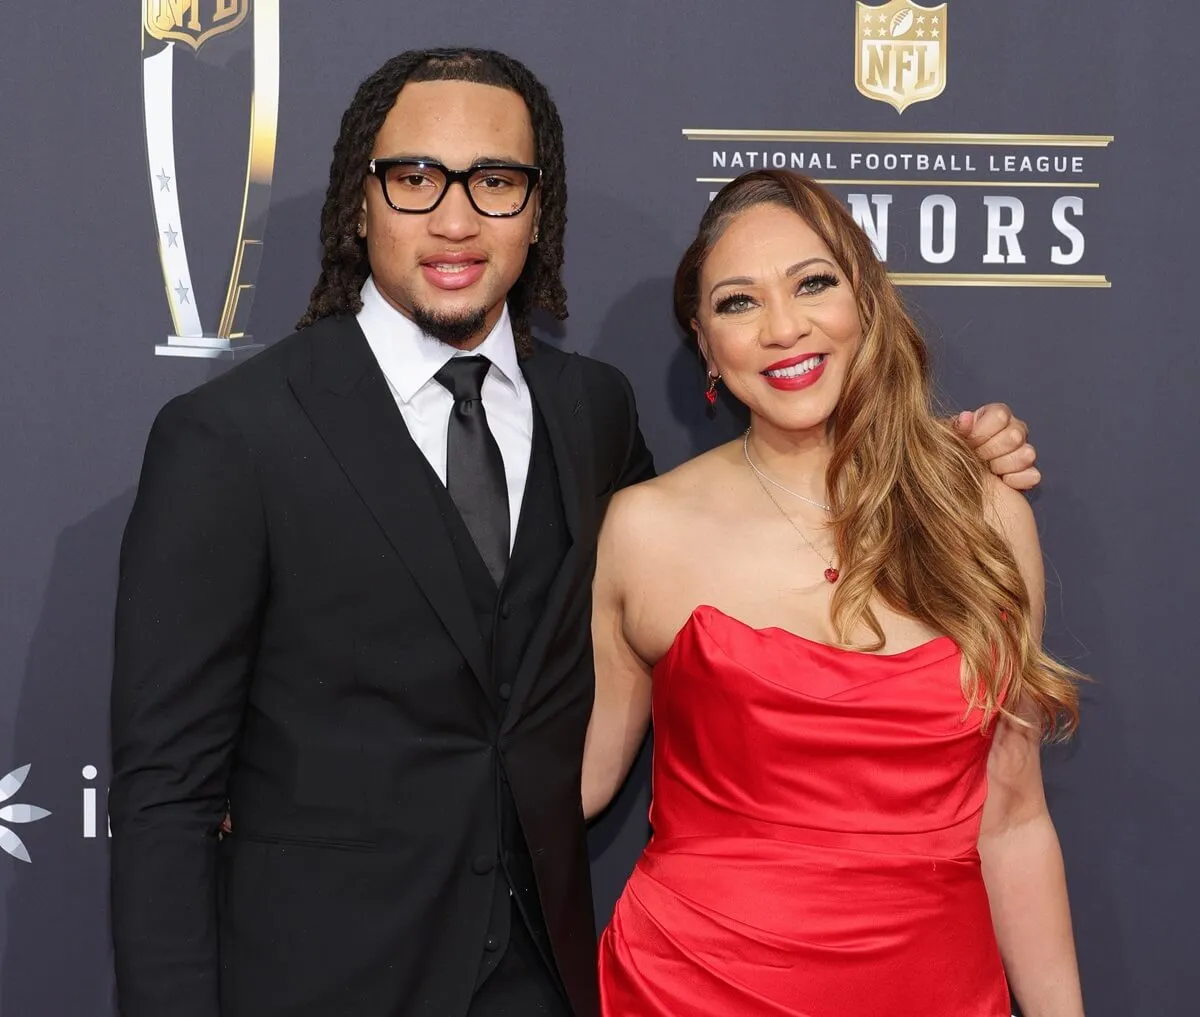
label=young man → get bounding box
[109,48,1039,1017]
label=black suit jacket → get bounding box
[109,315,655,1017]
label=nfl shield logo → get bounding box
[144,0,251,51]
[855,1,948,113]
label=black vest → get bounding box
[427,399,570,989]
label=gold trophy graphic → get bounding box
[142,1,279,358]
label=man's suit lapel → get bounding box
[503,344,596,728]
[287,316,492,697]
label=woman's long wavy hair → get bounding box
[674,170,1079,739]
[296,48,568,356]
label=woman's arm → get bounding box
[979,478,1084,1017]
[582,487,654,820]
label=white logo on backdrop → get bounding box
[0,764,52,863]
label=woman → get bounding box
[585,170,1084,1016]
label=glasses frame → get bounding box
[368,158,542,218]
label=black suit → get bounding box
[109,314,654,1017]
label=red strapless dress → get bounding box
[598,605,1010,1017]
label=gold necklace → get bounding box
[744,435,839,583]
[742,429,831,512]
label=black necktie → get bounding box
[435,356,510,585]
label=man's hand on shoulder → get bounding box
[953,403,1040,492]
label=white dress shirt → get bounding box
[357,276,533,549]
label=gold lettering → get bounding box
[915,46,937,90]
[148,0,201,32]
[893,44,916,94]
[865,45,891,89]
[214,0,240,22]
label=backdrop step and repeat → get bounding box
[0,3,1195,1015]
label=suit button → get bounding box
[498,683,512,700]
[499,602,512,620]
[484,933,500,952]
[471,855,496,875]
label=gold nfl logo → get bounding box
[144,0,250,51]
[855,1,947,113]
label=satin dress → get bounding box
[598,605,1010,1017]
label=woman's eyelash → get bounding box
[713,273,840,314]
[798,272,839,293]
[714,292,753,314]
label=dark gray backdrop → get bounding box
[0,2,1195,1015]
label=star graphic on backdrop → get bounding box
[163,224,179,248]
[932,28,941,38]
[917,14,926,24]
[863,26,873,37]
[861,10,873,23]
[175,281,190,304]
[932,15,940,24]
[916,28,926,38]
[156,169,172,192]
[877,13,887,23]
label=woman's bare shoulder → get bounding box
[982,473,1038,554]
[630,439,739,498]
[603,441,741,547]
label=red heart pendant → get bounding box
[824,567,839,583]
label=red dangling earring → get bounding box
[705,372,720,407]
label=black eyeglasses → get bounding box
[368,158,542,217]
